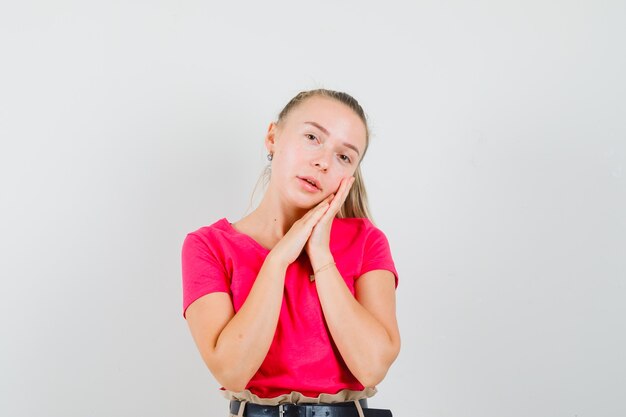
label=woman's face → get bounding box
[266,95,367,209]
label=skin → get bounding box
[185,95,400,391]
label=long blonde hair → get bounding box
[249,89,375,222]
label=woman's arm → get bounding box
[311,255,400,387]
[304,177,400,386]
[184,198,333,391]
[185,253,288,392]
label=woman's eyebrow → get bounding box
[304,121,361,157]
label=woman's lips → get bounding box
[298,177,320,192]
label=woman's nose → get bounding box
[313,158,329,171]
[312,149,331,171]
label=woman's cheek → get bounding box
[331,179,343,193]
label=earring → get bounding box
[267,153,273,161]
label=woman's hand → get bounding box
[269,193,335,266]
[305,176,355,266]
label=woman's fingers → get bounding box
[328,177,355,213]
[309,197,333,222]
[273,192,340,264]
[301,194,333,221]
[311,177,353,226]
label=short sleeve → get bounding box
[181,233,231,318]
[358,226,399,288]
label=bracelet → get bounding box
[309,261,336,282]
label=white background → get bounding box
[1,1,625,416]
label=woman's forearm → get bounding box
[213,253,288,391]
[311,255,398,387]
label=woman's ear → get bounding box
[265,121,278,153]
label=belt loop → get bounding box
[278,404,285,417]
[353,400,365,417]
[237,400,247,417]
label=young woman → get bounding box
[182,89,400,417]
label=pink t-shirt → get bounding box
[181,217,398,398]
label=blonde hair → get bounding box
[249,89,375,222]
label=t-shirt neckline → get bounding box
[222,218,271,253]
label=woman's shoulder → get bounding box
[183,217,236,247]
[183,217,269,255]
[186,217,229,235]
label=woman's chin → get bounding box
[288,196,321,211]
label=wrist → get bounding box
[309,251,334,271]
[265,251,290,270]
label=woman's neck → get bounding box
[233,189,309,248]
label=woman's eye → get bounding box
[305,134,318,141]
[339,155,351,163]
